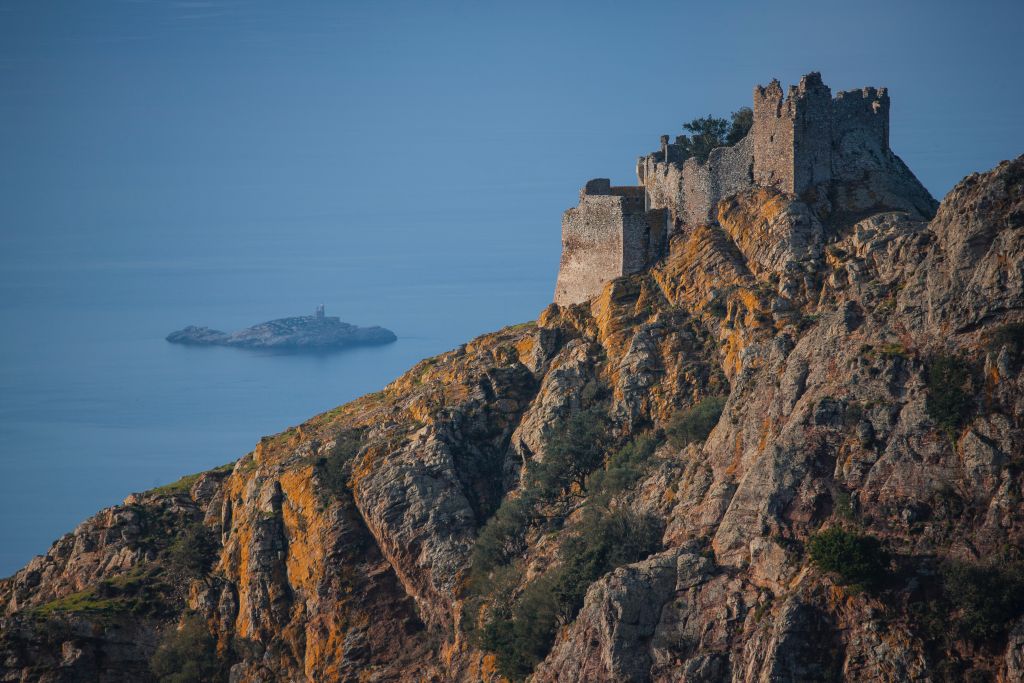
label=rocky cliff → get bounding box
[3,155,1024,682]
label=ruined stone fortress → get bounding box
[554,72,937,305]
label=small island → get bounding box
[167,305,396,352]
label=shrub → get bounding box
[676,108,753,163]
[166,521,217,576]
[586,433,660,499]
[807,528,888,590]
[666,396,727,448]
[942,561,1024,641]
[726,107,753,145]
[469,407,609,581]
[551,509,662,622]
[150,613,222,683]
[925,354,973,431]
[479,509,662,681]
[469,493,537,582]
[528,406,609,500]
[316,428,365,496]
[987,323,1024,354]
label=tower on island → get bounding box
[315,304,325,321]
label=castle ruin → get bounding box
[554,72,937,306]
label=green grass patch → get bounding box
[30,567,171,621]
[148,473,202,498]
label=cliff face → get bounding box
[3,156,1023,683]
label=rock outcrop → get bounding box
[3,121,1023,681]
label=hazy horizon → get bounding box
[2,0,1022,575]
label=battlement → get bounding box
[752,71,833,194]
[580,179,647,213]
[832,86,890,157]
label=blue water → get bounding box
[0,215,555,577]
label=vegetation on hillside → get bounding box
[150,613,223,683]
[807,527,889,591]
[463,402,671,681]
[925,353,974,432]
[665,396,727,448]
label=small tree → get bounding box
[925,354,973,432]
[677,108,753,162]
[166,521,217,576]
[666,396,727,448]
[678,116,729,162]
[942,562,1024,641]
[808,528,888,591]
[726,107,753,145]
[150,614,222,683]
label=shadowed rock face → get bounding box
[3,155,1024,682]
[166,314,396,351]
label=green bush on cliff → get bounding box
[470,406,610,579]
[467,410,666,680]
[529,405,609,500]
[586,432,660,499]
[479,509,663,681]
[150,613,222,683]
[925,354,973,432]
[166,521,217,576]
[551,508,663,622]
[666,396,727,448]
[808,528,889,591]
[470,493,537,577]
[942,561,1024,641]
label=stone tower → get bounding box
[752,72,833,194]
[553,180,667,306]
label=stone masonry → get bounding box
[554,72,937,306]
[553,179,668,306]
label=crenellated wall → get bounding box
[638,135,754,229]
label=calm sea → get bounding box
[0,218,554,577]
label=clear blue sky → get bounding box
[1,0,1022,275]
